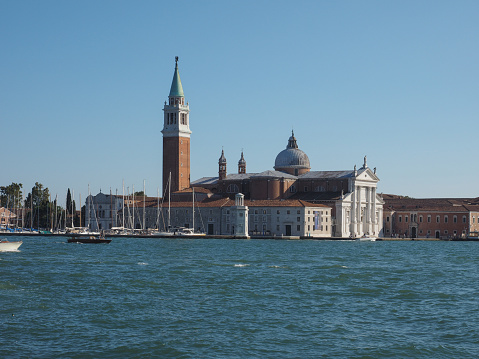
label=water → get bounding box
[1,237,478,358]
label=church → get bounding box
[162,58,384,238]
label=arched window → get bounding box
[227,184,239,193]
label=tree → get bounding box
[0,182,23,207]
[66,189,72,215]
[24,182,51,229]
[134,191,146,197]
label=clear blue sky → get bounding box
[1,0,478,206]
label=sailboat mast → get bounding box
[143,180,145,230]
[122,180,125,229]
[192,187,195,232]
[79,193,82,228]
[30,191,33,229]
[72,190,75,228]
[132,184,135,230]
[168,172,171,231]
[54,195,57,231]
[157,187,159,230]
[110,188,113,230]
[88,184,91,230]
[50,194,53,231]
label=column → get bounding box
[357,186,361,235]
[351,185,357,235]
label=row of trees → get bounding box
[0,182,82,230]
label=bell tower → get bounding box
[162,57,191,193]
[219,149,227,180]
[238,151,246,174]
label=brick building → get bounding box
[382,195,479,239]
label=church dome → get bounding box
[274,131,310,173]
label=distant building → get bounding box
[192,138,384,238]
[117,190,332,238]
[0,207,16,228]
[382,195,479,239]
[85,192,124,231]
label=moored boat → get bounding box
[0,239,23,251]
[175,227,206,237]
[67,234,111,244]
[356,235,376,241]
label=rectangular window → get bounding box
[463,216,467,223]
[454,216,457,223]
[277,210,280,214]
[297,210,300,214]
[297,217,300,222]
[436,216,440,223]
[297,225,300,231]
[419,215,423,223]
[445,216,448,223]
[399,216,402,223]
[287,210,290,215]
[405,216,408,223]
[427,215,431,223]
[387,216,390,222]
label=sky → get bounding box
[1,0,478,206]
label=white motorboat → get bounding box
[356,236,376,241]
[0,239,23,251]
[175,228,206,237]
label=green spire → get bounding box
[169,56,184,97]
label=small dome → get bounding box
[274,131,310,171]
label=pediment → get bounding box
[356,167,379,182]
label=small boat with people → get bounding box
[67,231,112,244]
[0,238,23,251]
